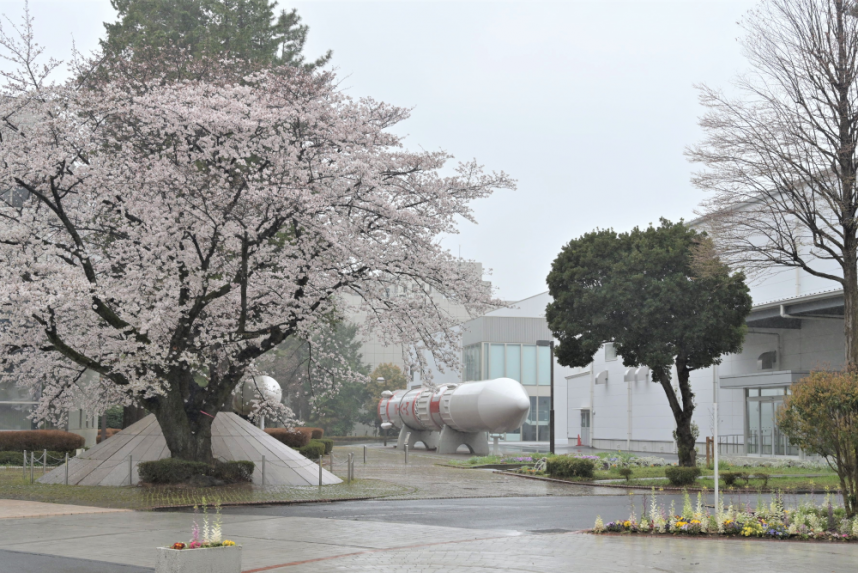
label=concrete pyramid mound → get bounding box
[39,412,342,487]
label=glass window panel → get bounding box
[537,345,551,385]
[761,387,784,396]
[537,397,551,441]
[521,345,537,386]
[747,388,759,397]
[463,344,481,381]
[505,344,521,382]
[489,344,505,379]
[522,397,537,441]
[746,399,760,455]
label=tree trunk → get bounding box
[673,412,697,468]
[843,256,858,372]
[654,361,697,467]
[150,384,216,463]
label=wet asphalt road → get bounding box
[219,491,813,533]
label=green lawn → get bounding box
[593,465,835,481]
[0,468,410,510]
[596,475,842,491]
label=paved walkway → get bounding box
[338,445,624,499]
[0,499,129,519]
[0,506,855,572]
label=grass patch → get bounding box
[0,468,409,510]
[618,475,842,490]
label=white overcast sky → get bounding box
[0,0,758,301]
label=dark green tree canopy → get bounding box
[546,219,752,466]
[546,219,751,380]
[103,0,331,68]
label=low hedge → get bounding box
[0,430,84,453]
[265,428,310,449]
[298,440,326,460]
[664,466,702,486]
[295,427,324,440]
[546,456,595,479]
[319,438,334,455]
[138,458,255,485]
[95,428,122,444]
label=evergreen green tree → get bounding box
[102,0,331,68]
[257,320,370,434]
[545,219,752,467]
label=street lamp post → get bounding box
[536,340,555,455]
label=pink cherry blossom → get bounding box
[0,9,513,460]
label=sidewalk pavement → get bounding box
[0,504,855,573]
[0,499,129,519]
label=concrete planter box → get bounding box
[156,545,241,573]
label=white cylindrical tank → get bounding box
[378,378,530,434]
[234,376,283,415]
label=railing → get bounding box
[717,435,745,455]
[746,430,800,456]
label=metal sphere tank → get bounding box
[233,375,283,415]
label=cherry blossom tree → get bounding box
[0,13,511,461]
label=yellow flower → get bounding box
[690,520,701,525]
[222,540,236,547]
[623,520,631,527]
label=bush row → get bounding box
[664,466,702,486]
[297,438,335,460]
[265,428,310,449]
[546,456,596,479]
[137,458,255,484]
[297,427,324,440]
[96,428,122,444]
[0,430,84,453]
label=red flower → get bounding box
[172,542,186,550]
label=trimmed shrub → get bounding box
[304,427,324,439]
[0,430,84,453]
[319,438,334,455]
[298,441,326,460]
[546,456,595,479]
[265,428,310,449]
[139,458,209,484]
[618,467,633,482]
[721,471,739,487]
[95,428,122,444]
[210,460,254,483]
[664,466,701,486]
[138,458,255,485]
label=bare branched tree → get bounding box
[688,0,858,369]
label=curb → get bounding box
[495,471,829,494]
[150,495,382,511]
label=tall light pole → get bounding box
[536,340,555,454]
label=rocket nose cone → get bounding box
[478,378,532,433]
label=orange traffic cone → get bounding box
[577,434,582,446]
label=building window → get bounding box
[537,345,551,385]
[463,344,482,382]
[505,344,521,382]
[521,345,537,386]
[605,343,617,362]
[489,344,505,379]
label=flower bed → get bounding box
[593,490,858,541]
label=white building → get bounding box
[421,263,846,457]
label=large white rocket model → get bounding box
[378,378,530,455]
